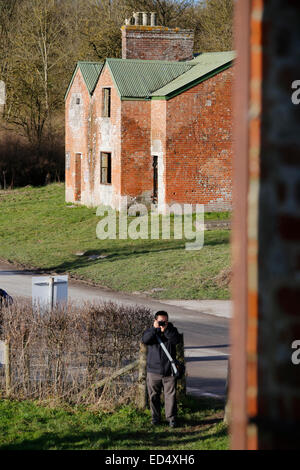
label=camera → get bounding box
[158,321,166,327]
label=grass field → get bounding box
[0,398,228,450]
[0,183,231,299]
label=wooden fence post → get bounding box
[4,339,11,397]
[22,331,31,395]
[136,342,147,410]
[223,358,231,425]
[176,333,186,400]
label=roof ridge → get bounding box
[151,55,234,99]
[106,59,194,99]
[106,57,193,66]
[77,60,103,64]
[65,61,104,100]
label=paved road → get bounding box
[0,261,230,400]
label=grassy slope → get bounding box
[0,184,231,299]
[0,398,228,450]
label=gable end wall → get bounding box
[65,69,91,203]
[164,67,234,211]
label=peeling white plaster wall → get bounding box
[151,139,166,214]
[68,93,83,132]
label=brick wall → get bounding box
[121,26,194,61]
[65,65,123,209]
[65,69,91,203]
[89,65,122,208]
[120,68,233,213]
[164,68,233,211]
[231,0,300,450]
[66,66,234,211]
[121,100,152,205]
[256,0,300,449]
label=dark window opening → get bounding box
[102,88,111,117]
[76,97,80,105]
[74,153,82,201]
[100,152,111,184]
[152,155,158,203]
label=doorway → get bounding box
[152,155,158,204]
[74,153,81,201]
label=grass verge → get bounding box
[0,397,228,450]
[0,183,231,299]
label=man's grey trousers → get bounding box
[146,372,177,422]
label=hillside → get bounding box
[0,184,231,300]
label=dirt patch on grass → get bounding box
[213,267,232,288]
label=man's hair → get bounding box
[155,310,168,320]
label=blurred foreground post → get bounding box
[136,342,147,409]
[231,0,300,449]
[223,360,231,425]
[4,340,11,397]
[176,333,186,400]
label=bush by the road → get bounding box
[0,298,152,407]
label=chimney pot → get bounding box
[150,12,157,26]
[142,12,148,26]
[133,12,139,25]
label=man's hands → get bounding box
[154,319,168,333]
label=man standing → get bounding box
[142,310,180,427]
[0,289,13,308]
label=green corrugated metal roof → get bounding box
[190,51,236,65]
[106,58,193,99]
[151,51,236,98]
[65,52,235,101]
[65,61,104,100]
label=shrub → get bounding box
[0,298,152,407]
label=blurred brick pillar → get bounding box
[231,0,300,449]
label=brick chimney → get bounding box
[121,12,194,62]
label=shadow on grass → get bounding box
[0,268,45,276]
[0,421,227,450]
[0,396,227,450]
[48,243,185,274]
[45,232,230,275]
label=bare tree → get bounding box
[75,0,129,61]
[0,0,20,78]
[3,0,74,147]
[195,0,234,52]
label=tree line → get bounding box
[0,0,233,189]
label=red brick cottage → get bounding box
[65,13,235,213]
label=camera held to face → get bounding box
[158,321,166,327]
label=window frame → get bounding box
[100,152,112,185]
[102,87,111,118]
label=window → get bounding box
[102,88,111,117]
[100,152,111,184]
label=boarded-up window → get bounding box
[102,88,111,117]
[100,152,111,184]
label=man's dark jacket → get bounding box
[142,322,180,376]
